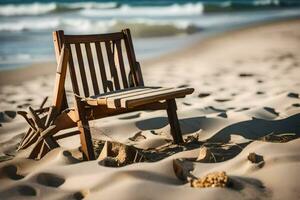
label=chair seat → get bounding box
[83,86,194,109]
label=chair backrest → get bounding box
[53,29,144,98]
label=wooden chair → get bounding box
[18,29,194,160]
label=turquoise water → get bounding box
[0,0,300,69]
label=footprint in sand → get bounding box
[182,102,192,106]
[287,92,299,99]
[16,185,37,196]
[215,98,231,103]
[264,107,279,116]
[2,165,24,180]
[36,173,65,187]
[227,107,235,110]
[198,92,210,98]
[218,112,228,118]
[256,91,265,95]
[239,73,254,77]
[0,111,17,123]
[229,176,266,194]
[17,103,31,109]
[118,113,141,120]
[235,107,250,112]
[0,185,37,197]
[150,130,158,135]
[292,103,300,107]
[278,52,295,61]
[204,106,227,113]
[73,189,89,200]
[129,131,146,142]
[73,192,85,200]
[7,100,16,104]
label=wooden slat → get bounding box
[106,87,172,108]
[85,87,153,106]
[95,42,108,92]
[53,30,69,111]
[105,41,120,90]
[122,29,139,86]
[28,107,45,130]
[38,141,50,159]
[66,43,80,95]
[52,47,69,111]
[17,111,37,131]
[64,32,123,43]
[45,106,55,127]
[18,128,34,150]
[115,40,128,88]
[85,43,100,94]
[21,130,39,150]
[53,30,64,65]
[75,43,89,97]
[120,88,194,108]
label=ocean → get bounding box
[0,0,300,69]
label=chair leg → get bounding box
[75,99,95,161]
[166,99,184,144]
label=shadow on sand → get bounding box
[134,113,300,163]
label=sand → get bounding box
[0,19,300,200]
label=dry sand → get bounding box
[0,19,300,200]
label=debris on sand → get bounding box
[190,171,229,188]
[173,159,195,182]
[97,141,145,167]
[247,152,264,164]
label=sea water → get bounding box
[0,0,300,69]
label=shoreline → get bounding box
[143,17,300,66]
[0,17,300,87]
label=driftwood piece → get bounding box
[173,159,195,182]
[18,128,34,150]
[28,107,45,131]
[17,111,37,131]
[45,106,58,127]
[247,152,264,168]
[38,141,51,159]
[197,146,212,161]
[28,140,44,159]
[97,141,144,166]
[19,128,40,150]
[39,96,48,109]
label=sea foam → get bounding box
[0,2,119,16]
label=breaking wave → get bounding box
[0,17,199,37]
[0,2,203,16]
[0,2,120,16]
[1,0,299,16]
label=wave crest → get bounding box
[0,17,199,37]
[80,3,204,17]
[0,2,119,16]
